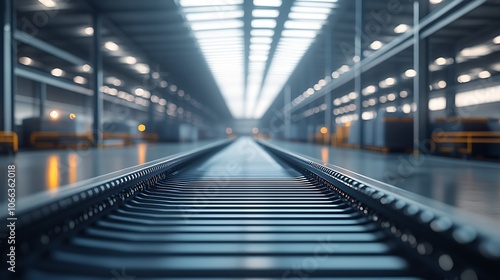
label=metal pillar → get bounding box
[92,13,103,147]
[37,82,47,118]
[148,102,155,124]
[324,24,332,144]
[1,0,15,132]
[413,0,430,156]
[446,46,457,117]
[284,84,291,140]
[354,0,364,147]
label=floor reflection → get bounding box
[47,155,60,190]
[321,147,329,165]
[137,143,147,165]
[270,140,500,224]
[68,153,78,184]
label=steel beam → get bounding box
[1,0,15,132]
[16,66,92,95]
[413,0,430,156]
[419,0,464,30]
[15,31,87,66]
[16,65,148,113]
[289,33,412,114]
[420,0,487,39]
[92,13,103,147]
[37,82,47,118]
[286,0,483,115]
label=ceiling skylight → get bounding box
[178,0,336,119]
[179,0,245,118]
[252,0,336,118]
[253,0,282,7]
[252,9,280,18]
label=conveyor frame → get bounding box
[2,138,499,279]
[258,140,500,280]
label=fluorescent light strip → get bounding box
[251,37,273,44]
[291,6,332,13]
[294,1,336,8]
[191,20,243,31]
[252,1,335,118]
[253,0,282,7]
[251,29,274,36]
[252,9,280,17]
[284,21,324,30]
[180,0,243,7]
[251,19,277,28]
[180,1,245,118]
[250,44,271,51]
[282,29,318,38]
[182,5,239,13]
[429,97,446,111]
[185,10,244,21]
[456,85,500,107]
[194,29,243,38]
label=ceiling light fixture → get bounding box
[457,74,471,83]
[73,76,87,85]
[435,57,447,66]
[51,68,64,77]
[494,35,500,44]
[404,69,417,78]
[370,40,383,50]
[253,0,282,7]
[123,56,137,64]
[478,70,491,79]
[394,24,409,33]
[252,9,280,17]
[82,64,91,72]
[104,41,119,51]
[83,27,94,36]
[38,0,56,8]
[19,57,33,65]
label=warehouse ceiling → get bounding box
[15,0,500,122]
[16,0,352,121]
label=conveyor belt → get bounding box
[3,138,499,279]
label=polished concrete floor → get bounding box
[1,138,499,228]
[0,141,217,202]
[268,140,500,227]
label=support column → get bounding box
[299,68,307,142]
[148,94,155,125]
[284,84,291,140]
[354,0,364,147]
[92,13,103,147]
[1,0,15,132]
[37,82,46,118]
[445,46,457,117]
[413,0,430,156]
[324,24,332,145]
